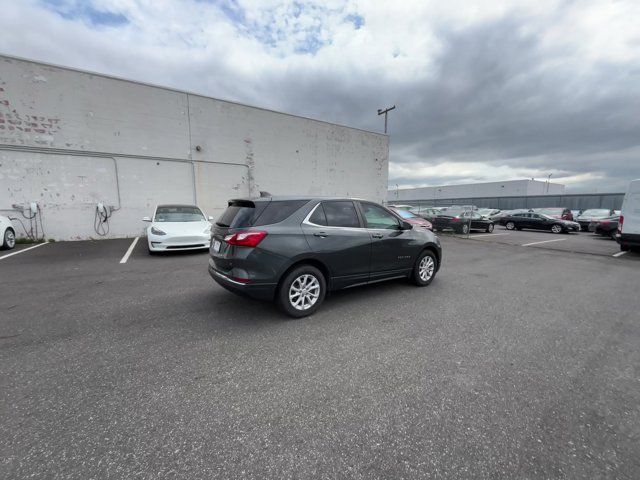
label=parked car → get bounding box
[531,207,574,221]
[490,209,528,222]
[477,208,501,220]
[0,215,16,250]
[500,212,579,233]
[433,210,494,234]
[575,209,615,231]
[409,207,441,223]
[209,197,442,317]
[388,206,433,230]
[387,204,414,210]
[588,216,619,239]
[616,179,640,252]
[143,204,213,254]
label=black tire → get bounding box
[1,228,16,250]
[277,265,326,318]
[460,224,470,235]
[610,231,617,240]
[505,221,515,230]
[486,223,494,233]
[620,244,630,252]
[412,250,438,286]
[551,224,563,234]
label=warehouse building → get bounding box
[389,179,565,202]
[0,55,389,241]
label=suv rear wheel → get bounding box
[278,265,326,318]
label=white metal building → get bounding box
[389,179,565,202]
[0,55,389,240]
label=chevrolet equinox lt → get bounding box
[209,197,442,317]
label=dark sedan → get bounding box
[531,207,574,221]
[589,216,619,239]
[499,212,580,233]
[433,210,494,234]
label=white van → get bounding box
[616,179,640,252]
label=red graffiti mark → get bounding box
[0,90,61,140]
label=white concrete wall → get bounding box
[0,55,388,240]
[389,180,565,202]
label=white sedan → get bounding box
[0,215,16,250]
[143,204,213,254]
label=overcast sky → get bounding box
[2,0,639,192]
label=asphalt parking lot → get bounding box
[1,235,639,479]
[442,226,639,260]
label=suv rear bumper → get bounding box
[209,264,277,301]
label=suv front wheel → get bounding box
[278,265,326,318]
[412,250,438,286]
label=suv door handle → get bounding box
[372,233,384,239]
[313,232,328,237]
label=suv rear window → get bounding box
[216,200,307,228]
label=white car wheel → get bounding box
[2,229,16,250]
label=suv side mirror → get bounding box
[142,216,151,222]
[208,216,214,221]
[400,221,413,230]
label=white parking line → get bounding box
[521,238,567,247]
[119,237,139,264]
[471,233,511,238]
[613,251,628,258]
[0,242,48,261]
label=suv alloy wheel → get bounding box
[278,265,327,318]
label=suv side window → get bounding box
[322,201,360,228]
[361,203,400,229]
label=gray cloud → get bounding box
[1,1,639,192]
[260,17,640,192]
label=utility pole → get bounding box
[377,105,396,134]
[546,173,553,193]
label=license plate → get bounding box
[213,240,221,252]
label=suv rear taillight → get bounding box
[224,230,267,247]
[617,215,624,235]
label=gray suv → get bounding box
[209,197,442,317]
